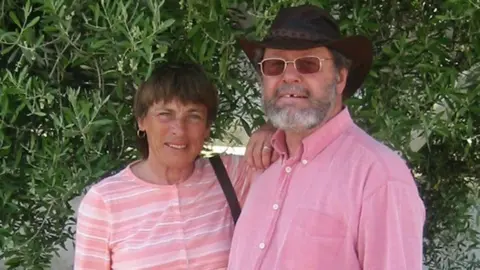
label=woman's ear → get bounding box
[137,117,145,131]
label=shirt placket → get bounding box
[255,159,297,270]
[175,187,189,269]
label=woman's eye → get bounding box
[157,112,172,119]
[190,114,202,120]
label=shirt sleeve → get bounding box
[74,187,112,270]
[220,154,256,207]
[357,180,426,270]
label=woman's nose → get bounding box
[170,119,186,136]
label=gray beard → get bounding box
[263,82,336,131]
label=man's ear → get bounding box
[335,68,349,95]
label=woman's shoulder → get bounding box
[200,154,249,181]
[198,154,245,170]
[220,154,246,172]
[83,163,139,198]
[209,153,245,165]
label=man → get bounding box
[228,4,426,270]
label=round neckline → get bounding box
[124,158,205,189]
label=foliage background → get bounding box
[0,0,479,269]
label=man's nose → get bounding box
[282,62,301,84]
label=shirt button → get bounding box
[272,204,279,210]
[301,159,308,165]
[285,166,292,173]
[259,242,266,249]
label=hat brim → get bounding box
[238,36,373,99]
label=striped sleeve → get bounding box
[220,154,255,207]
[74,187,112,270]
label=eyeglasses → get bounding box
[258,56,332,76]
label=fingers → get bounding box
[246,142,276,170]
[251,140,264,170]
[249,141,270,170]
[271,150,280,163]
[261,145,272,169]
[246,123,278,170]
[245,138,256,168]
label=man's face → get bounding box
[260,47,347,131]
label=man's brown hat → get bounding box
[238,4,373,98]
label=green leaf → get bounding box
[91,119,113,127]
[187,24,201,38]
[0,31,18,43]
[199,40,208,62]
[90,39,110,49]
[14,142,23,167]
[33,111,46,117]
[2,45,16,55]
[26,16,40,29]
[5,257,22,267]
[240,117,252,136]
[1,94,8,117]
[9,11,21,28]
[158,18,175,32]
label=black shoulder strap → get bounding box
[209,155,241,224]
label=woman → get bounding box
[74,62,276,269]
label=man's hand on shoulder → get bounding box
[245,122,279,170]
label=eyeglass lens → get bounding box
[261,56,321,76]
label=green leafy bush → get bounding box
[0,0,478,269]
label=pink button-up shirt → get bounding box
[228,108,426,270]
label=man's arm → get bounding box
[357,179,426,270]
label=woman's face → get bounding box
[138,99,210,168]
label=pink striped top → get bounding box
[74,155,252,270]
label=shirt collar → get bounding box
[271,107,354,162]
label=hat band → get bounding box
[267,29,330,41]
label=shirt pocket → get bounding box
[295,207,346,238]
[281,207,347,269]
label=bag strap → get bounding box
[209,155,241,224]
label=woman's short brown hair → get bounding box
[133,62,219,158]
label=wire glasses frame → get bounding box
[258,56,332,76]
